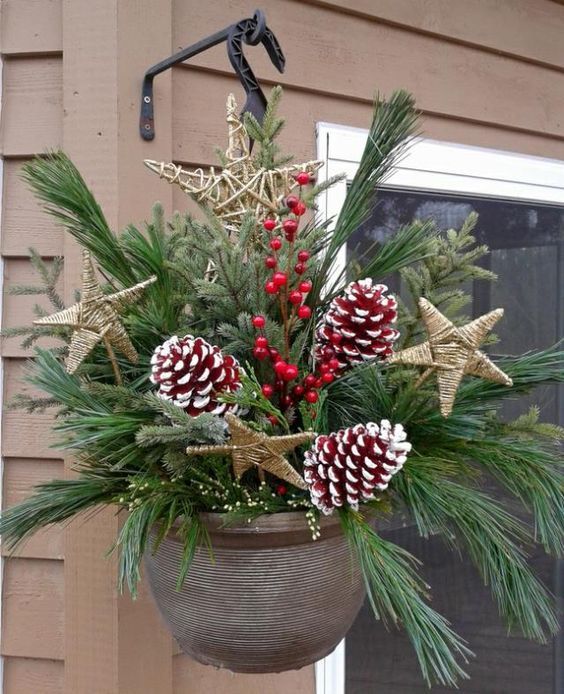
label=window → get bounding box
[315,127,564,694]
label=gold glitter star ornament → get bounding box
[186,414,314,489]
[389,298,513,417]
[144,94,323,228]
[34,250,157,376]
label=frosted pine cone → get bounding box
[315,279,399,373]
[150,335,243,417]
[303,421,411,514]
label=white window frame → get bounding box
[313,122,564,694]
[0,54,5,694]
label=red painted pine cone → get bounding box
[303,421,411,514]
[150,335,243,417]
[315,279,399,373]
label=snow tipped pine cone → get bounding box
[315,279,399,373]
[150,335,243,417]
[303,421,411,514]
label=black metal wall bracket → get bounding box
[140,9,285,141]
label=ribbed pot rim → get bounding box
[166,510,343,549]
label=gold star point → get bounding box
[144,93,323,228]
[34,250,156,374]
[186,414,314,489]
[389,298,513,417]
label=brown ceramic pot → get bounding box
[144,511,365,673]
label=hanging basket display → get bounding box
[1,64,562,689]
[145,512,364,673]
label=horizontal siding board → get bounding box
[2,557,64,659]
[3,656,64,694]
[1,159,64,257]
[3,358,58,459]
[172,1,564,139]
[1,0,62,56]
[2,458,64,559]
[301,0,564,71]
[2,257,64,357]
[169,71,564,177]
[173,654,314,694]
[0,56,63,157]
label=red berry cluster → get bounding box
[252,170,319,414]
[252,314,319,408]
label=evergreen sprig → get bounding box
[244,86,292,169]
[313,90,423,304]
[395,458,558,641]
[1,86,561,689]
[399,213,497,347]
[341,509,473,687]
[2,250,68,349]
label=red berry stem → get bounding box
[258,173,318,413]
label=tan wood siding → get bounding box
[173,654,315,693]
[2,557,64,659]
[60,2,174,693]
[172,70,564,171]
[0,57,62,157]
[1,159,64,258]
[0,5,65,689]
[1,2,563,693]
[2,458,64,559]
[0,0,62,56]
[173,2,564,139]
[3,657,64,694]
[3,358,57,458]
[3,257,63,357]
[302,0,564,70]
[5,0,564,71]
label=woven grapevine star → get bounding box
[34,250,156,375]
[389,298,513,417]
[186,414,314,489]
[144,93,323,228]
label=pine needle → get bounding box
[395,458,559,642]
[341,509,472,686]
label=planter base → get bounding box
[144,512,365,673]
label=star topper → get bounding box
[34,250,156,381]
[389,298,513,417]
[144,94,323,228]
[186,414,314,489]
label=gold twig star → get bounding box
[144,94,323,229]
[34,250,156,379]
[389,298,513,417]
[186,414,314,489]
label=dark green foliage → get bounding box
[1,250,69,350]
[399,213,497,347]
[0,472,127,552]
[456,432,564,557]
[341,510,473,686]
[1,87,562,688]
[244,86,292,169]
[219,368,290,432]
[22,153,134,285]
[395,459,558,642]
[313,91,427,304]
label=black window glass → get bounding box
[344,189,563,694]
